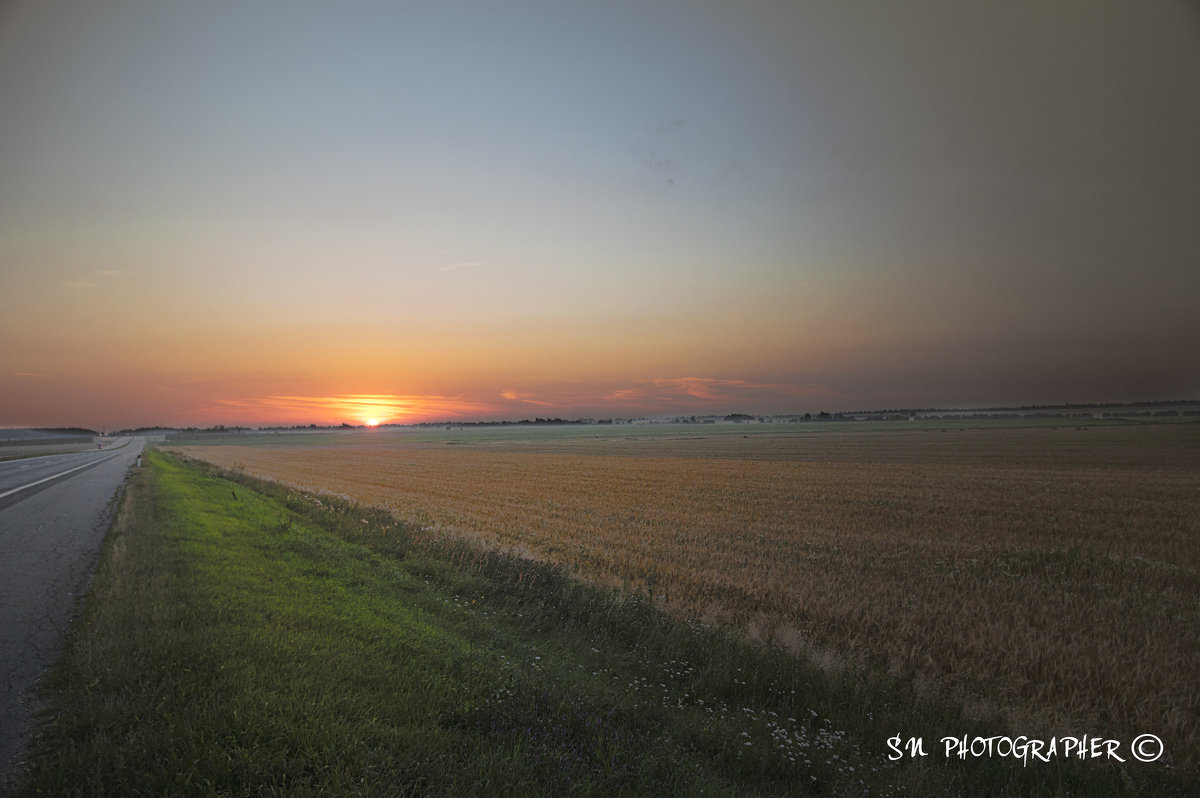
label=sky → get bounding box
[1,0,1198,429]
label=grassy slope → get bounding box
[11,452,1188,796]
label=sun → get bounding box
[365,418,380,427]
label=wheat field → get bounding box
[173,422,1200,766]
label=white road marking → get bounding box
[0,453,121,500]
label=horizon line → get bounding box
[5,398,1197,435]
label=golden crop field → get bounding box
[173,422,1200,766]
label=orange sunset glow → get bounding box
[1,2,1197,431]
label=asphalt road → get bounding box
[0,437,144,788]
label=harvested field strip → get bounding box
[174,424,1200,768]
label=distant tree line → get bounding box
[415,418,596,429]
[116,399,1199,436]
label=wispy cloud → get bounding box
[606,377,839,408]
[63,270,120,290]
[631,116,685,189]
[431,261,485,273]
[500,389,555,407]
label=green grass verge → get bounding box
[10,451,1190,796]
